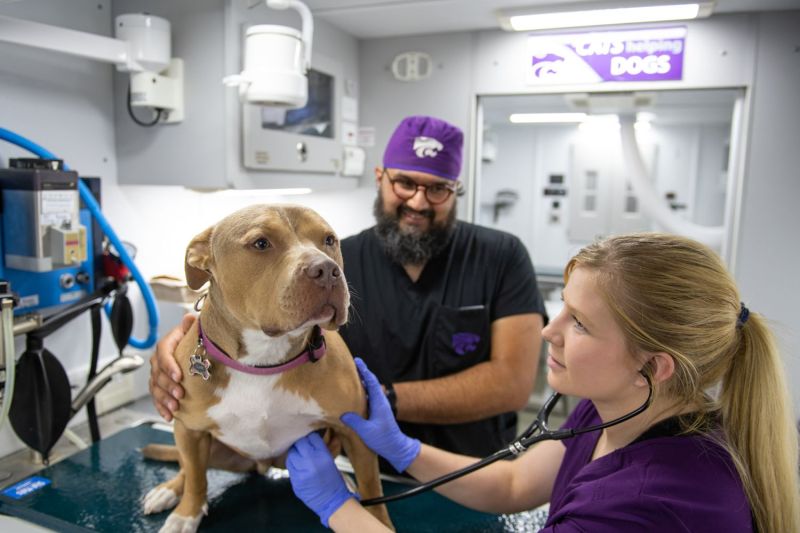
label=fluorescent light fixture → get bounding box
[510,113,654,131]
[583,114,620,124]
[510,112,587,123]
[636,112,656,123]
[498,2,714,31]
[579,115,621,132]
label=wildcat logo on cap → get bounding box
[413,136,444,158]
[384,116,463,180]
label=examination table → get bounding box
[0,423,547,532]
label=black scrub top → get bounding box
[339,221,547,460]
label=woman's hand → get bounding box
[286,432,357,527]
[341,358,421,472]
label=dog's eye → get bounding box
[324,234,336,246]
[252,238,271,251]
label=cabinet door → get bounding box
[610,142,657,235]
[568,133,656,241]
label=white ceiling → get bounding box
[301,0,800,39]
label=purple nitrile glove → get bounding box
[341,358,421,473]
[286,432,357,527]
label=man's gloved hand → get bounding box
[286,432,357,527]
[341,358,421,473]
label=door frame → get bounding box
[467,86,751,270]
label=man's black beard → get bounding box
[372,190,457,266]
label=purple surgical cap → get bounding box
[382,116,463,181]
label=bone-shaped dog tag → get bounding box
[189,353,211,381]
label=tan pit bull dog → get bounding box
[141,204,392,531]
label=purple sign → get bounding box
[527,27,686,84]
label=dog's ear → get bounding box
[185,226,214,290]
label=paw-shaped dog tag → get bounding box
[189,353,211,381]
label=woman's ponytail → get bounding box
[721,314,800,533]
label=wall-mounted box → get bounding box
[113,0,361,191]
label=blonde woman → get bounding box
[288,233,800,532]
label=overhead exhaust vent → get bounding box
[564,92,656,114]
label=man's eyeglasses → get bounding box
[384,171,460,205]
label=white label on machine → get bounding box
[18,294,40,309]
[40,191,76,226]
[60,290,85,303]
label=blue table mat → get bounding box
[0,423,547,532]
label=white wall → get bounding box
[478,124,577,272]
[477,124,540,255]
[649,123,730,227]
[694,125,730,227]
[734,12,800,410]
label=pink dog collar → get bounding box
[193,320,326,377]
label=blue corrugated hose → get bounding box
[0,127,159,349]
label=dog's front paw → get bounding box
[143,486,179,515]
[158,506,207,533]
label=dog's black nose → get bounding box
[305,257,341,288]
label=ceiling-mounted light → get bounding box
[223,0,314,108]
[497,1,714,32]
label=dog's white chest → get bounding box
[207,372,325,460]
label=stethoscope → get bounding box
[362,373,653,506]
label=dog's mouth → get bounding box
[311,303,337,324]
[261,303,344,337]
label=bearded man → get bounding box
[338,116,546,463]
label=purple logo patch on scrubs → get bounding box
[452,332,480,355]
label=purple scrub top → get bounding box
[540,400,753,532]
